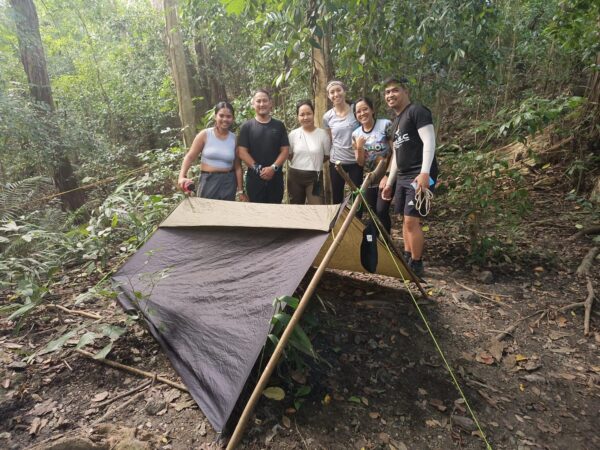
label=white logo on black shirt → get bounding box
[394,132,410,150]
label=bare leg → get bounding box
[403,215,424,260]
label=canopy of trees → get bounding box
[0,0,598,296]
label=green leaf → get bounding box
[94,342,113,359]
[575,224,583,229]
[263,386,285,400]
[277,296,299,309]
[8,300,39,321]
[290,325,316,357]
[76,332,98,349]
[348,396,362,404]
[222,0,245,16]
[101,325,126,341]
[39,329,78,356]
[295,385,311,397]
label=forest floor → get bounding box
[1,161,599,450]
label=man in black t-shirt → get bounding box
[237,89,290,203]
[381,77,438,277]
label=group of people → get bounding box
[177,77,438,276]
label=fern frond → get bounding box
[0,176,54,221]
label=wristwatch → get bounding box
[271,164,279,172]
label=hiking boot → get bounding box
[409,259,424,277]
[403,251,412,263]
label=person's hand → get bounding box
[414,173,430,192]
[379,175,388,190]
[355,135,367,150]
[239,193,249,202]
[178,177,193,194]
[260,166,275,180]
[381,184,393,201]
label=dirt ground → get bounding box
[1,179,599,449]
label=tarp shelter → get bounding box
[113,197,413,432]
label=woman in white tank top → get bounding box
[178,102,248,201]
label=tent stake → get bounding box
[334,163,429,299]
[226,170,376,450]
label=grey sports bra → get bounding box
[202,128,236,169]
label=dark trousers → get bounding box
[246,172,284,204]
[364,184,393,234]
[330,163,363,204]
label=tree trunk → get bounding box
[193,34,228,107]
[308,0,333,203]
[164,0,196,147]
[10,0,84,211]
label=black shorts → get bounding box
[394,177,435,217]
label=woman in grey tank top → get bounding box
[322,80,361,204]
[178,102,247,201]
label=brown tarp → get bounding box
[113,198,411,432]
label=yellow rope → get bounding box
[36,165,151,203]
[355,188,493,450]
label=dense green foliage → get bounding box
[0,0,598,342]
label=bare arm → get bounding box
[177,131,207,190]
[353,136,366,167]
[237,145,255,168]
[233,153,248,202]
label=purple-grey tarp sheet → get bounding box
[113,226,329,432]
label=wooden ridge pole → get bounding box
[226,168,376,449]
[334,164,429,299]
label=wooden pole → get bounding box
[226,169,376,449]
[334,163,429,298]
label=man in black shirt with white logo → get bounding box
[238,89,290,203]
[382,77,438,277]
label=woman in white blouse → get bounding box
[287,100,331,204]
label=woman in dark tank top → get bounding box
[177,102,248,201]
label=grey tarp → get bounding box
[113,198,412,432]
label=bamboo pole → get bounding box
[334,163,429,298]
[75,349,188,392]
[226,167,376,450]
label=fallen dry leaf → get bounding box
[488,340,505,362]
[290,370,306,385]
[426,419,442,428]
[476,351,495,365]
[549,330,571,340]
[429,398,447,412]
[2,379,10,389]
[536,418,562,435]
[515,354,528,362]
[262,386,285,401]
[29,399,56,417]
[163,388,181,404]
[282,415,291,428]
[452,415,476,431]
[4,343,23,350]
[556,316,568,328]
[173,398,196,412]
[521,374,546,383]
[92,391,110,402]
[361,396,369,406]
[29,417,41,435]
[369,412,380,419]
